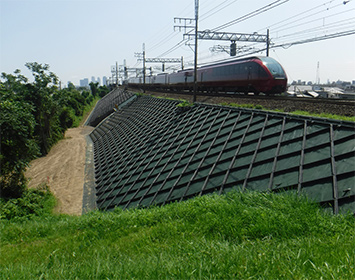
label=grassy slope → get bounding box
[220,102,355,122]
[72,96,101,127]
[1,192,354,279]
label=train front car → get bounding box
[257,57,287,94]
[198,56,287,95]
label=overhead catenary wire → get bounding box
[274,29,355,49]
[211,0,290,31]
[257,0,339,32]
[274,20,355,44]
[272,6,355,34]
[257,0,354,43]
[198,28,355,66]
[130,0,354,77]
[155,1,289,60]
[269,4,355,47]
[147,31,181,53]
[199,0,240,22]
[157,38,190,58]
[203,0,355,64]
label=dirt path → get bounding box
[25,125,94,215]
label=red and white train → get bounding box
[126,56,288,95]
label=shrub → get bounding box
[0,185,56,221]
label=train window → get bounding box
[257,64,269,78]
[260,57,286,78]
[222,66,227,75]
[232,65,238,74]
[214,67,221,76]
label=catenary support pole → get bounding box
[266,29,270,57]
[193,0,199,103]
[143,43,146,93]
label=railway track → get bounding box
[130,88,355,117]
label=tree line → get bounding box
[0,62,109,199]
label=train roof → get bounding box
[199,56,267,69]
[156,56,283,75]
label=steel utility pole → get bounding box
[116,61,119,86]
[111,63,119,87]
[173,2,198,101]
[266,29,270,57]
[143,43,146,93]
[193,0,199,103]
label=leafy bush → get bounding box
[58,106,74,130]
[176,100,193,107]
[0,185,56,221]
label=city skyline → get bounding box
[79,76,108,87]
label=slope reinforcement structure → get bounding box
[88,93,355,214]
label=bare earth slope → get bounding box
[25,126,94,215]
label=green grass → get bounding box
[221,102,355,122]
[221,102,265,110]
[141,95,354,122]
[289,110,355,122]
[1,191,354,279]
[72,96,101,127]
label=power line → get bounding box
[274,29,355,48]
[165,1,287,64]
[137,0,354,74]
[272,6,355,34]
[258,0,338,32]
[130,2,193,62]
[211,0,290,31]
[274,18,355,43]
[157,39,189,58]
[183,28,355,68]
[200,0,239,22]
[147,31,181,53]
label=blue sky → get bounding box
[1,0,354,86]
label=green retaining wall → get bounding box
[89,95,355,214]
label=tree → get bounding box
[67,82,76,90]
[98,85,110,98]
[0,62,99,198]
[25,62,58,88]
[22,63,62,154]
[0,97,39,198]
[89,82,99,97]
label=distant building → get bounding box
[97,77,101,86]
[91,76,96,83]
[80,78,89,87]
[103,76,107,86]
